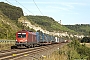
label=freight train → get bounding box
[11,30,67,49]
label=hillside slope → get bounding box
[26,15,75,34]
[0,11,20,39]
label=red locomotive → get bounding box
[13,30,37,48]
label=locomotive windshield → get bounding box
[18,33,26,38]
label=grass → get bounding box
[39,45,68,60]
[0,44,14,50]
[39,43,81,60]
[80,43,90,48]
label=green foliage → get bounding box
[67,50,81,60]
[81,37,90,43]
[64,24,90,36]
[68,40,90,59]
[77,45,90,59]
[68,40,80,50]
[0,10,21,39]
[0,2,24,20]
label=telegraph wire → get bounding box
[15,0,34,15]
[5,0,14,6]
[4,0,44,16]
[33,0,44,16]
[23,12,28,16]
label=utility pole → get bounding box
[23,19,26,30]
[7,29,8,39]
[23,19,25,29]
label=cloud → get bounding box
[19,1,87,6]
[47,6,70,11]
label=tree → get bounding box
[81,37,90,43]
[0,2,24,20]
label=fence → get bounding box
[0,40,15,44]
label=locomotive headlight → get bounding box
[25,40,27,41]
[16,40,17,41]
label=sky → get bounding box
[0,0,90,25]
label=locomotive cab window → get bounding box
[18,33,26,38]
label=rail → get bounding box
[0,44,62,60]
[0,40,15,44]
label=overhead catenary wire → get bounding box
[15,0,34,15]
[33,0,44,16]
[5,0,14,6]
[5,0,44,16]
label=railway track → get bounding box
[0,43,65,60]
